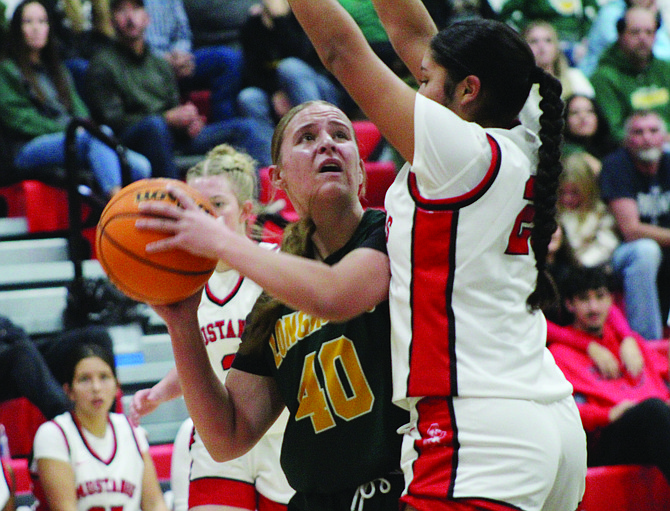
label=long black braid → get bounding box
[527,68,564,311]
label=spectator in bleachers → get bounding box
[0,0,151,198]
[0,315,114,421]
[495,0,600,65]
[558,151,620,269]
[142,0,244,124]
[563,94,618,176]
[544,222,580,325]
[580,0,670,78]
[547,265,670,482]
[0,460,14,511]
[237,0,347,131]
[599,109,670,341]
[520,20,594,134]
[590,6,670,142]
[30,342,169,511]
[182,0,256,49]
[48,0,115,60]
[524,20,594,99]
[85,0,273,179]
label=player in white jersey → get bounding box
[255,0,588,510]
[30,343,167,511]
[129,144,293,511]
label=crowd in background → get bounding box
[2,0,670,500]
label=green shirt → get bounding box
[85,42,180,133]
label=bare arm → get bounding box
[129,367,182,425]
[36,459,77,511]
[138,188,390,322]
[286,0,420,161]
[370,0,437,80]
[140,452,169,511]
[610,197,670,247]
[153,294,285,461]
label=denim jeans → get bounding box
[610,238,663,340]
[14,127,151,195]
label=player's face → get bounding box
[566,96,598,138]
[274,104,363,218]
[21,2,49,55]
[525,25,559,71]
[566,287,612,335]
[418,52,447,106]
[67,356,118,418]
[189,175,250,236]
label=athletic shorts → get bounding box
[400,396,587,511]
[185,422,294,510]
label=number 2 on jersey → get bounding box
[505,176,535,255]
[295,336,374,433]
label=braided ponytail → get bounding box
[526,68,564,311]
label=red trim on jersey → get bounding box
[402,494,523,511]
[123,414,144,459]
[407,207,458,397]
[205,275,244,306]
[189,477,256,509]
[72,412,117,465]
[409,135,501,210]
[407,398,459,501]
[258,493,289,511]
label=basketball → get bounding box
[96,178,218,305]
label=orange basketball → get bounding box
[96,178,218,305]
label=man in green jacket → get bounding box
[591,6,670,142]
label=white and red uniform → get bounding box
[31,411,148,511]
[178,245,293,511]
[385,94,587,511]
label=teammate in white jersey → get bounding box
[129,144,294,511]
[30,343,168,511]
[261,0,588,510]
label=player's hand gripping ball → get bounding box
[96,178,218,305]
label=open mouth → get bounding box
[319,163,343,173]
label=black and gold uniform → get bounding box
[233,209,408,511]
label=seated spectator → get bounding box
[0,0,151,199]
[558,151,620,268]
[143,0,244,124]
[524,20,595,99]
[30,343,169,511]
[237,0,347,130]
[495,0,601,65]
[0,315,114,421]
[48,0,115,60]
[0,460,14,511]
[547,265,670,482]
[182,0,255,48]
[579,0,670,78]
[600,109,670,341]
[85,0,273,179]
[590,6,670,142]
[521,20,594,132]
[563,94,619,175]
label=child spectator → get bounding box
[548,265,670,482]
[558,151,620,268]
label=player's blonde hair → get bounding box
[186,144,258,205]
